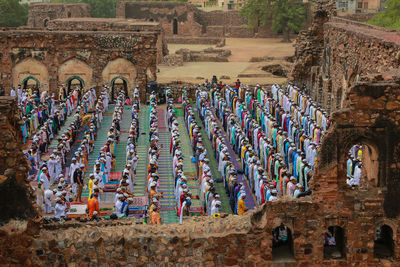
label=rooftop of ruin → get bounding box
[46,18,161,32]
[329,17,400,45]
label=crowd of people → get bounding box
[166,89,195,224]
[181,91,225,217]
[30,84,110,221]
[144,91,163,224]
[346,144,363,186]
[210,83,330,203]
[112,87,142,219]
[195,88,249,215]
[16,73,344,224]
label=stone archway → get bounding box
[22,76,40,89]
[66,75,85,96]
[102,58,137,97]
[12,58,49,92]
[58,58,93,90]
[110,76,128,101]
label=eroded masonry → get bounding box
[0,2,166,102]
[1,1,400,266]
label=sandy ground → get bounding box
[158,38,295,85]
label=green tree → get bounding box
[51,0,118,18]
[369,0,400,29]
[0,0,28,27]
[240,0,272,30]
[271,0,306,42]
[240,0,307,42]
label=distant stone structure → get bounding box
[291,1,400,113]
[27,3,91,28]
[0,3,167,102]
[116,1,279,38]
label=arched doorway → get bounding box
[22,76,40,96]
[110,76,128,102]
[102,58,137,98]
[173,18,178,35]
[272,224,294,261]
[66,76,85,102]
[324,226,346,259]
[374,225,394,258]
[58,58,93,94]
[12,58,49,92]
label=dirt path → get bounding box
[158,38,294,85]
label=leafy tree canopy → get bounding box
[240,0,307,42]
[0,0,28,27]
[51,0,118,18]
[368,0,400,29]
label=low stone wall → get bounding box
[166,36,225,45]
[175,47,231,62]
[161,54,184,66]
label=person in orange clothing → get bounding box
[88,193,100,219]
[149,182,157,200]
[151,205,161,225]
[238,193,248,215]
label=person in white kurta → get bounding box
[44,189,55,214]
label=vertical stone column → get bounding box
[0,97,39,223]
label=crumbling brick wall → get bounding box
[0,97,38,223]
[290,1,400,113]
[0,29,159,102]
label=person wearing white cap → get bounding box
[238,193,248,215]
[123,165,134,192]
[39,167,50,191]
[54,197,65,220]
[105,152,112,177]
[114,188,123,204]
[176,183,187,209]
[47,154,57,184]
[69,157,78,183]
[115,194,125,217]
[268,189,278,201]
[149,181,158,200]
[54,152,63,181]
[211,200,221,216]
[94,167,104,189]
[179,197,191,224]
[294,184,304,198]
[44,188,55,214]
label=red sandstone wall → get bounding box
[291,2,400,113]
[0,30,158,102]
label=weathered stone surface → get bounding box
[117,1,298,38]
[0,27,159,102]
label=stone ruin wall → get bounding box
[0,98,39,224]
[45,19,169,64]
[117,1,283,38]
[0,30,159,102]
[290,1,400,113]
[27,3,91,29]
